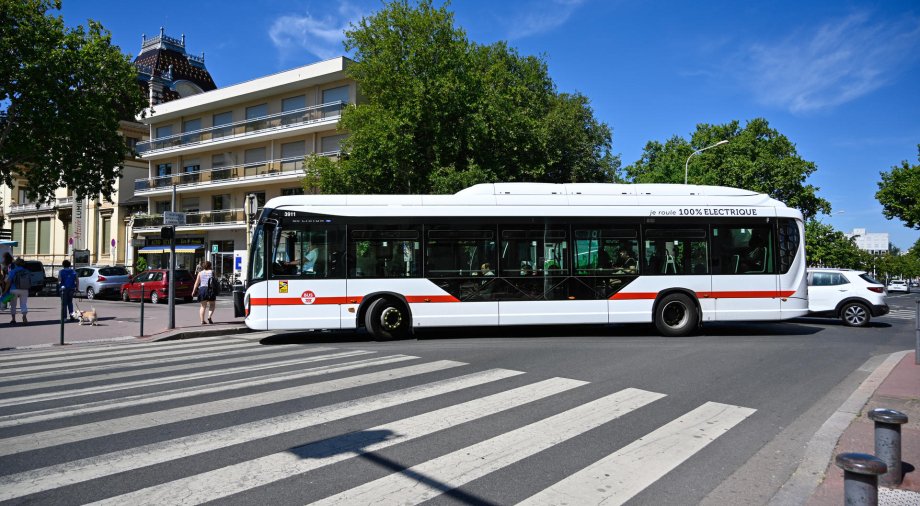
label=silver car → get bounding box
[76,265,132,300]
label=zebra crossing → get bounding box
[0,335,757,505]
[879,308,917,322]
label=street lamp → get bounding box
[684,140,729,185]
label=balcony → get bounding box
[56,196,74,207]
[133,152,339,195]
[136,100,346,156]
[132,208,246,232]
[9,202,56,215]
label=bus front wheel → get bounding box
[365,298,411,341]
[654,293,698,337]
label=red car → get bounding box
[121,269,195,304]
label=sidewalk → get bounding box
[807,352,920,504]
[0,295,248,350]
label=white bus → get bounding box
[235,183,807,338]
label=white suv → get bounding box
[807,268,889,327]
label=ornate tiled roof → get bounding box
[134,28,217,106]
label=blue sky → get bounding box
[61,0,920,249]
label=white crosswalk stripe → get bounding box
[879,309,916,321]
[0,339,757,505]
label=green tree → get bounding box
[876,145,920,229]
[304,0,619,195]
[624,118,830,220]
[804,220,864,268]
[0,0,145,202]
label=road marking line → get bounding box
[0,360,466,456]
[0,341,257,379]
[0,336,230,364]
[518,401,756,506]
[91,377,589,505]
[0,353,412,428]
[311,388,667,506]
[0,339,250,373]
[0,346,339,395]
[0,368,521,501]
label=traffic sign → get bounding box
[163,211,186,226]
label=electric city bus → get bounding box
[235,183,807,338]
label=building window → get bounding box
[321,134,347,154]
[37,218,51,255]
[244,147,267,176]
[63,220,73,253]
[101,216,111,255]
[181,197,199,213]
[245,103,268,132]
[281,141,306,171]
[282,187,305,196]
[282,95,306,111]
[11,221,22,255]
[322,85,349,119]
[155,201,171,214]
[155,125,173,139]
[212,194,231,211]
[17,187,30,205]
[182,118,202,143]
[125,136,140,151]
[24,219,36,254]
[213,111,233,138]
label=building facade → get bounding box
[847,228,890,255]
[132,57,354,283]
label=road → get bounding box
[0,294,916,505]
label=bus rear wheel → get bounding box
[365,298,411,341]
[654,293,698,337]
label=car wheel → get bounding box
[654,293,699,337]
[122,290,130,302]
[841,302,870,327]
[364,297,411,341]
[86,287,96,300]
[150,291,160,304]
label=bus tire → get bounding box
[654,293,698,337]
[365,297,411,341]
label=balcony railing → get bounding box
[56,196,74,207]
[132,208,246,229]
[9,202,56,214]
[134,151,339,193]
[136,100,346,156]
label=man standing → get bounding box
[6,258,30,325]
[59,260,78,321]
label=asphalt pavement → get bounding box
[0,293,247,349]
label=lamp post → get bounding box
[684,140,729,185]
[243,194,258,283]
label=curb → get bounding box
[0,324,250,352]
[768,349,911,505]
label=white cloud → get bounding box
[268,1,366,61]
[506,0,587,40]
[735,11,920,114]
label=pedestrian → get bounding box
[191,260,216,325]
[58,259,78,321]
[6,257,30,325]
[0,252,12,311]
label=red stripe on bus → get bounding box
[250,295,459,306]
[610,290,797,301]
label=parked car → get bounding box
[120,269,194,304]
[76,265,132,300]
[807,268,888,327]
[886,279,910,293]
[22,260,46,296]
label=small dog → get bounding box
[74,308,98,326]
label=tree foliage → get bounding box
[804,220,865,269]
[875,145,920,230]
[304,0,619,195]
[0,0,146,202]
[624,118,831,220]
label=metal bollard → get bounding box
[139,283,145,337]
[868,408,908,487]
[835,452,886,506]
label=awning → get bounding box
[138,244,204,254]
[0,240,18,247]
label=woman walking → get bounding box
[191,260,217,325]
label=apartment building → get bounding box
[132,56,355,281]
[0,30,215,271]
[847,228,890,255]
